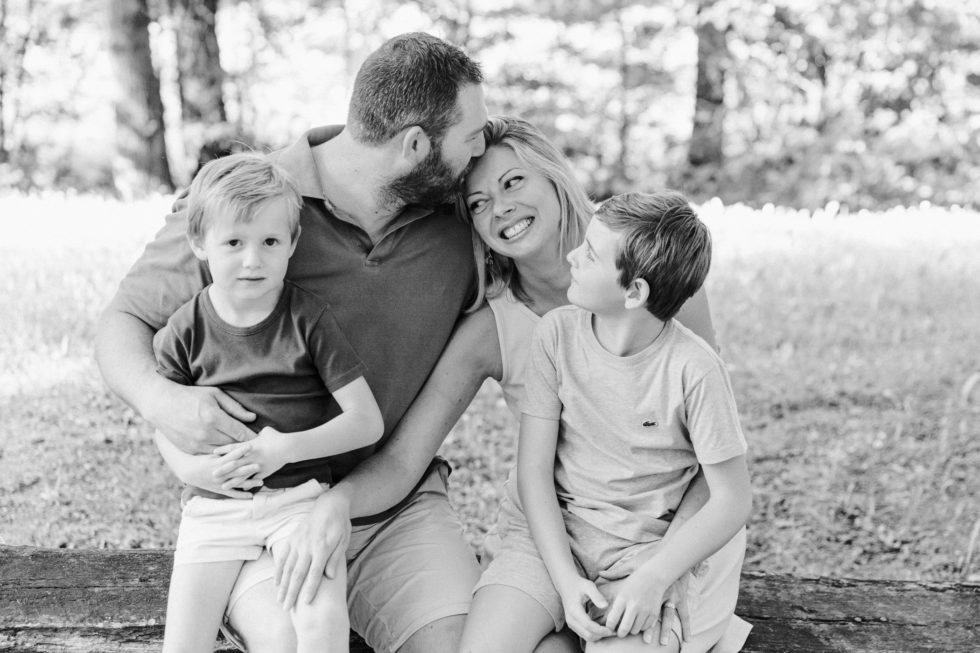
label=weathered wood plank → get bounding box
[2,545,979,652]
[736,573,980,652]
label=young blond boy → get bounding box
[151,153,383,653]
[478,191,752,652]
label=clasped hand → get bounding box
[559,566,693,645]
[211,426,287,490]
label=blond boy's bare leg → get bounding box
[281,546,350,653]
[163,561,243,653]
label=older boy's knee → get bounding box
[585,633,679,653]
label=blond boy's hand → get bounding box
[212,427,287,487]
[557,575,616,643]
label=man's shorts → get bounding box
[474,479,749,652]
[174,479,325,565]
[222,464,480,653]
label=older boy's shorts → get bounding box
[474,480,750,652]
[174,479,325,565]
[221,464,480,653]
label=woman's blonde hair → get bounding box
[458,116,593,311]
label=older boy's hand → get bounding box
[152,384,257,454]
[557,576,616,643]
[600,566,669,639]
[274,489,352,610]
[599,570,692,645]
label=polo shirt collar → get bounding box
[273,125,438,230]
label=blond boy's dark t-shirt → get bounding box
[111,126,475,497]
[153,281,366,490]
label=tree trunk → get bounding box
[170,0,224,124]
[169,0,229,176]
[107,0,174,194]
[688,0,727,168]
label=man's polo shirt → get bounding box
[112,125,476,485]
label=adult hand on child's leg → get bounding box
[274,489,352,610]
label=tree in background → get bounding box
[107,0,173,194]
[168,0,242,174]
[688,0,727,169]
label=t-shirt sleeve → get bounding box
[307,306,368,393]
[109,195,211,331]
[685,363,748,465]
[151,317,193,386]
[521,313,563,420]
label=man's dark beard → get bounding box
[382,142,466,207]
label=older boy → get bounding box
[472,191,752,652]
[152,153,383,653]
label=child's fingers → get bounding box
[213,442,249,457]
[659,604,677,645]
[603,598,625,632]
[583,581,608,611]
[616,607,637,638]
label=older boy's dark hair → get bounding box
[347,32,483,145]
[595,191,711,321]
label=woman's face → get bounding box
[464,145,562,262]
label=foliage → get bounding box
[2,0,980,204]
[1,195,978,584]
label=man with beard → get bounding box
[97,32,488,653]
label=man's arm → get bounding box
[273,306,501,608]
[95,307,256,454]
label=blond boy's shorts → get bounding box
[174,479,325,565]
[221,464,480,653]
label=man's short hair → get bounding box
[595,191,711,321]
[348,32,483,145]
[186,152,303,244]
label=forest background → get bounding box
[1,0,979,585]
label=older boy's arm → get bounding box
[95,309,255,453]
[518,414,615,644]
[273,307,499,609]
[603,455,752,638]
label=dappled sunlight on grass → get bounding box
[1,193,978,582]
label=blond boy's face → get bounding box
[190,196,297,308]
[565,216,626,314]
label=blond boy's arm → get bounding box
[212,376,384,482]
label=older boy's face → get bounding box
[191,197,297,309]
[566,217,626,314]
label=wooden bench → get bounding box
[2,545,978,652]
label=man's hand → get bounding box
[557,575,615,643]
[213,427,286,485]
[151,384,256,453]
[273,489,352,610]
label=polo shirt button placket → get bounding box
[364,257,380,267]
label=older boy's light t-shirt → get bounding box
[522,305,747,543]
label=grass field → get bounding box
[1,193,978,584]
